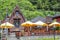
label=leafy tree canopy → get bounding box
[0,0,60,20]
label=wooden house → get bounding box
[1,6,25,36]
[52,14,60,22]
[9,5,25,28]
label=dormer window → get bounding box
[16,11,19,16]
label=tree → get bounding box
[0,0,60,20]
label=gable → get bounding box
[9,6,25,24]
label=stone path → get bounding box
[7,33,60,40]
[8,33,20,40]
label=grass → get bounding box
[34,38,59,40]
[20,36,60,40]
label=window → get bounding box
[14,19,20,28]
[16,11,19,16]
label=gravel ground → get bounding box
[8,33,60,40]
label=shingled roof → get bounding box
[52,13,60,19]
[53,13,60,18]
[31,16,46,23]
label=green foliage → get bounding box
[0,0,60,20]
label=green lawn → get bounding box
[21,36,60,40]
[34,38,59,40]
